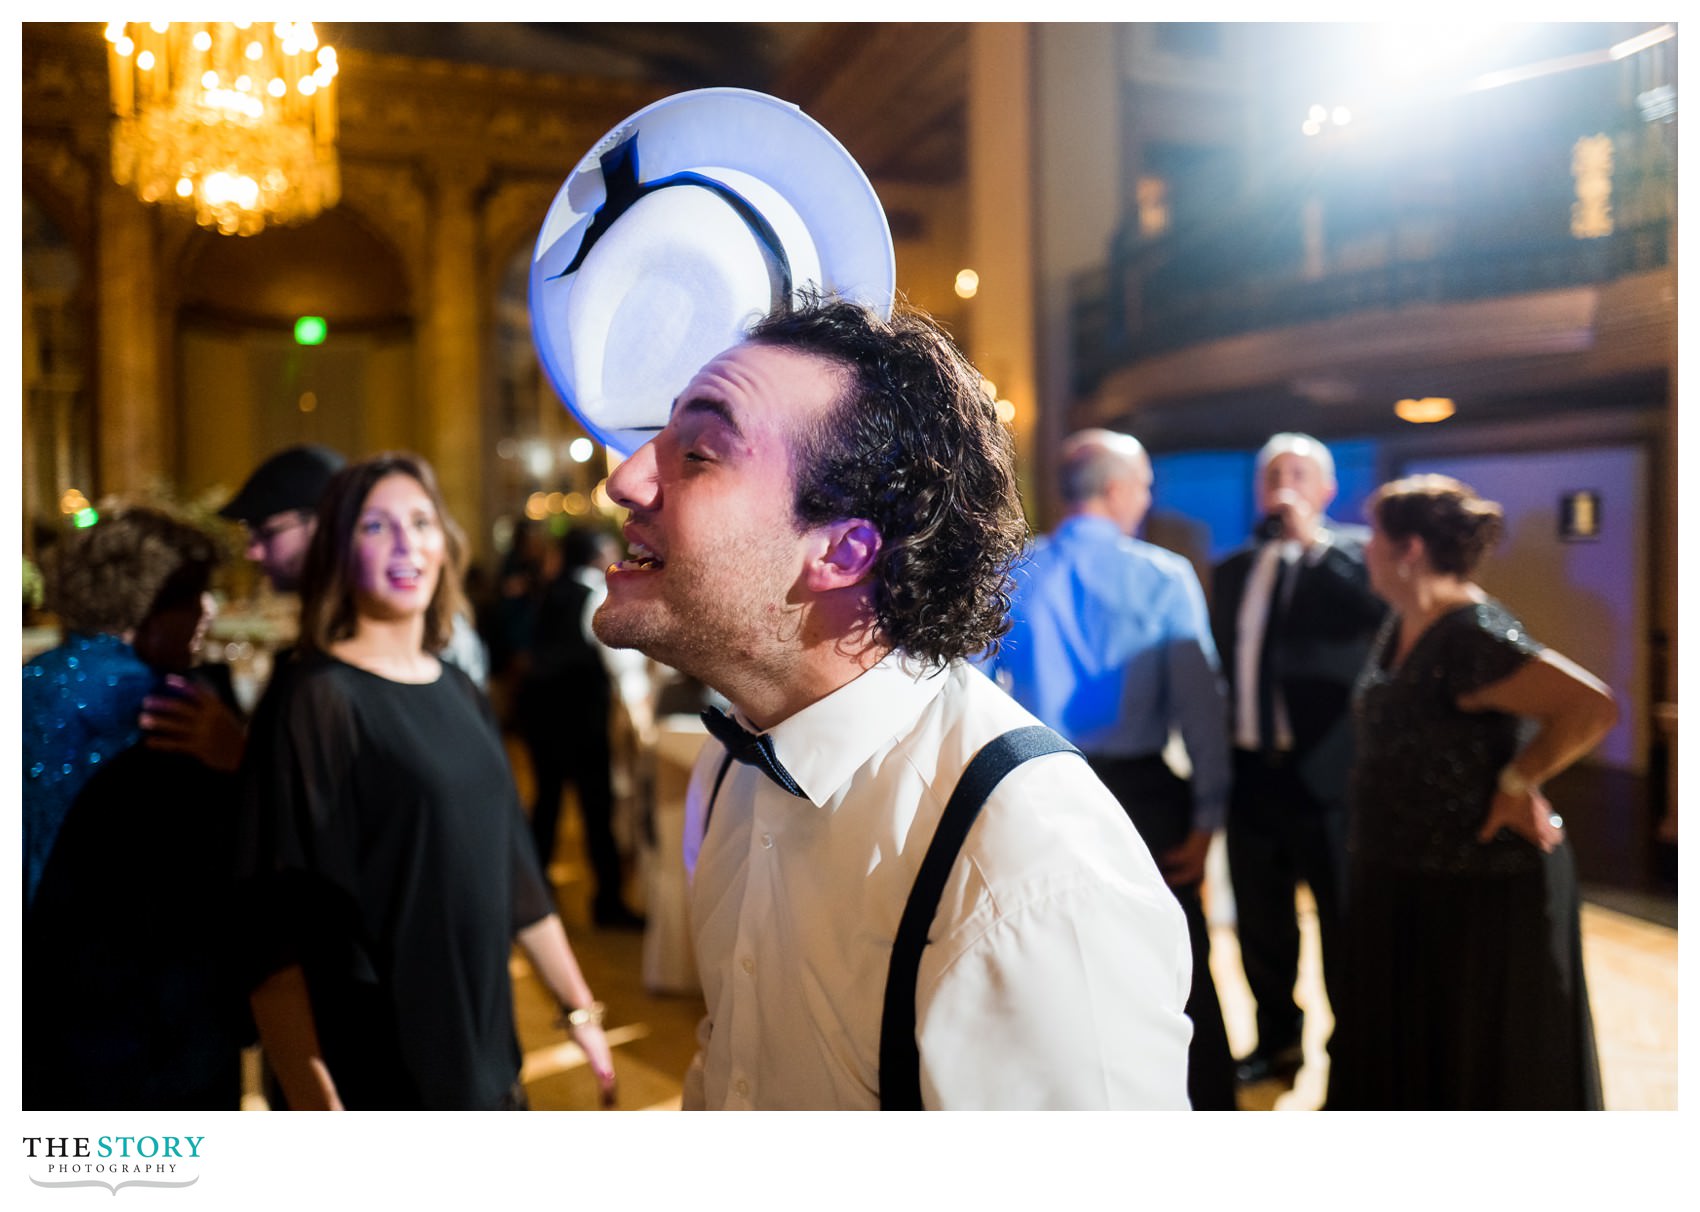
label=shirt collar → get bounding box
[1055,514,1124,545]
[735,651,951,808]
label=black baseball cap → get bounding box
[218,445,347,526]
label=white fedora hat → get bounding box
[530,87,896,455]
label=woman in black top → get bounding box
[1326,475,1616,1109]
[237,452,616,1110]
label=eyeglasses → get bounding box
[252,511,311,544]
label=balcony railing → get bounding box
[1071,124,1675,397]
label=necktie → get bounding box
[1257,552,1294,754]
[699,707,807,798]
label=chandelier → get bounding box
[104,21,340,237]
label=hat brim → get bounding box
[530,88,896,456]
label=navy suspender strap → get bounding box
[702,750,737,840]
[878,724,1082,1111]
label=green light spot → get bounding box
[294,316,328,346]
[73,507,99,528]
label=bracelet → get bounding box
[1497,766,1532,797]
[556,1000,606,1032]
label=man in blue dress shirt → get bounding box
[987,428,1237,1109]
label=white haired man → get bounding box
[1209,432,1385,1085]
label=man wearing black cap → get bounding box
[137,446,347,772]
[217,444,346,594]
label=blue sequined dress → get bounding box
[1326,600,1603,1110]
[22,632,156,907]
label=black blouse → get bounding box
[235,653,553,1109]
[1349,600,1545,878]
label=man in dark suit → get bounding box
[1210,433,1386,1085]
[519,525,645,929]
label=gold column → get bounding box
[420,159,486,537]
[95,179,167,496]
[1031,23,1120,527]
[966,23,1039,519]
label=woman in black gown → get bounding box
[1326,475,1616,1110]
[236,452,616,1110]
[26,506,251,1108]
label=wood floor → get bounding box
[514,827,1678,1112]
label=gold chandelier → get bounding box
[104,21,340,237]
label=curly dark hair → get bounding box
[297,451,470,656]
[1368,474,1505,577]
[44,504,219,637]
[748,295,1028,666]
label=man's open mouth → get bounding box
[614,540,664,572]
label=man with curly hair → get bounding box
[595,296,1191,1109]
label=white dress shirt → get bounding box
[1232,532,1333,751]
[680,654,1193,1110]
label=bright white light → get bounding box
[136,50,155,70]
[268,77,286,97]
[954,268,980,299]
[193,30,212,52]
[1302,119,1322,136]
[1332,106,1352,126]
[525,442,554,479]
[1309,103,1328,122]
[568,438,595,464]
[1610,24,1675,60]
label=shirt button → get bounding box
[741,956,755,975]
[759,832,774,849]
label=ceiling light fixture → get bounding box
[105,21,341,236]
[1395,397,1456,424]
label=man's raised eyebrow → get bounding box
[670,394,744,439]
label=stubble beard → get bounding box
[592,536,801,691]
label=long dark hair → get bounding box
[297,451,469,655]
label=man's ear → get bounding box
[804,519,882,592]
[1402,533,1428,571]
